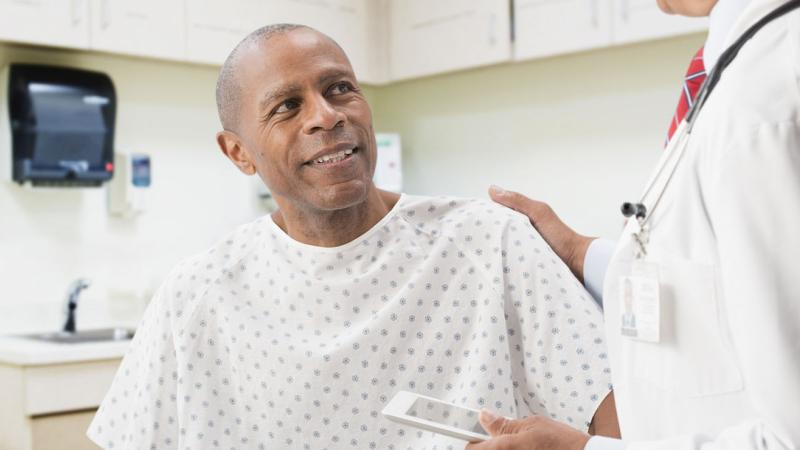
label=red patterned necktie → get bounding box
[666,47,707,143]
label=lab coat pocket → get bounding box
[630,258,743,397]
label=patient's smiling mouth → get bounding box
[312,147,357,165]
[304,142,360,168]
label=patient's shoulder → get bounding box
[151,216,270,321]
[397,194,533,239]
[174,216,268,278]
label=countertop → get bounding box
[0,334,131,366]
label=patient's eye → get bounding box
[274,99,300,114]
[328,82,354,96]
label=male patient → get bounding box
[88,24,618,449]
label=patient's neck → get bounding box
[272,188,401,248]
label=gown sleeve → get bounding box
[86,282,181,450]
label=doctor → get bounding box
[467,0,800,447]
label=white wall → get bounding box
[370,32,706,239]
[0,32,705,334]
[0,43,272,334]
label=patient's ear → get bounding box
[216,130,256,175]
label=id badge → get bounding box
[619,260,660,343]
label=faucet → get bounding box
[63,278,90,333]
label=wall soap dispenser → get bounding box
[108,151,150,217]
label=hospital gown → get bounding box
[88,195,612,450]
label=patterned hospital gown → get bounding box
[88,195,612,450]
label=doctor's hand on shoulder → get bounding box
[465,410,590,450]
[489,185,592,282]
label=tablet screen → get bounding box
[406,398,487,434]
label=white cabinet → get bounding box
[363,0,390,85]
[89,0,185,60]
[0,359,120,450]
[0,0,90,49]
[611,0,708,44]
[30,411,99,450]
[389,0,511,81]
[0,0,707,83]
[267,0,388,84]
[184,0,387,84]
[185,0,269,65]
[514,0,613,60]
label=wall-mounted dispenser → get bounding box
[253,176,278,213]
[108,151,150,217]
[1,64,116,187]
[374,133,402,193]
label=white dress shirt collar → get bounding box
[704,0,753,69]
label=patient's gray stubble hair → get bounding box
[215,23,308,132]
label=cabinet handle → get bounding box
[620,0,629,22]
[70,0,83,25]
[101,0,111,29]
[590,0,599,28]
[488,12,497,46]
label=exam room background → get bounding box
[0,32,705,333]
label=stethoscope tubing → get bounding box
[624,0,800,227]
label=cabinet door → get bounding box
[89,0,185,60]
[389,0,511,81]
[611,0,707,44]
[24,360,121,415]
[185,0,269,65]
[266,0,386,85]
[31,409,100,450]
[0,0,89,49]
[514,0,612,60]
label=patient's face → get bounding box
[236,28,377,212]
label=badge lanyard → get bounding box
[617,0,800,342]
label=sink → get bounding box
[23,328,135,344]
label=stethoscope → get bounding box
[621,0,800,232]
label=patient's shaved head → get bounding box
[215,23,308,132]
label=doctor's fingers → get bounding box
[488,185,587,279]
[466,431,590,450]
[465,433,530,450]
[489,185,555,226]
[466,416,592,450]
[464,411,533,450]
[479,410,531,436]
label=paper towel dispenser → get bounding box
[2,64,116,186]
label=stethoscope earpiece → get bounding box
[621,202,647,220]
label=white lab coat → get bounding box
[602,0,800,448]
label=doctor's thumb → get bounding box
[489,185,522,210]
[489,186,543,218]
[488,185,509,200]
[479,409,521,437]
